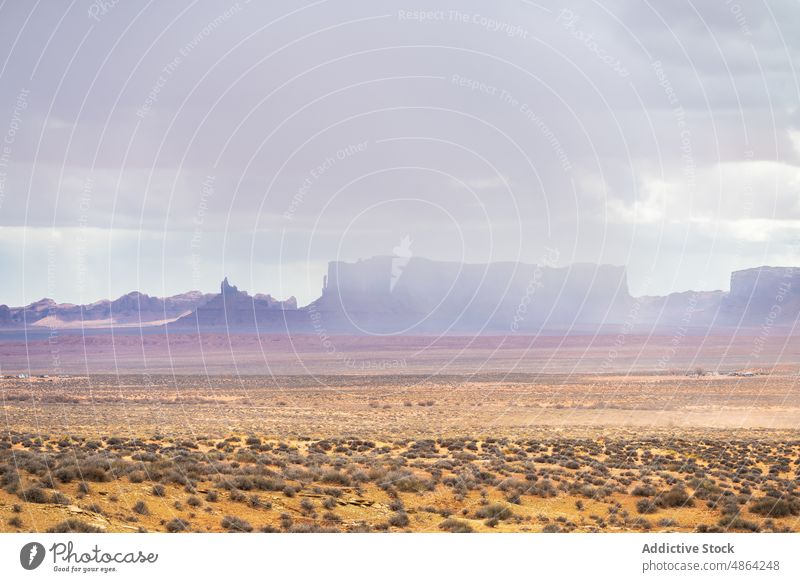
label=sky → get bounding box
[0,0,799,307]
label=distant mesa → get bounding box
[0,261,798,334]
[147,261,800,334]
[303,257,631,333]
[720,266,800,325]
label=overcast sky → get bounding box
[0,0,798,306]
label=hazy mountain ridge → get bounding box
[0,290,215,329]
[1,261,798,333]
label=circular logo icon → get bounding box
[20,542,46,570]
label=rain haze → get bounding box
[0,0,798,307]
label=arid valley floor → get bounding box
[1,332,800,533]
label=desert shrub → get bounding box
[636,498,658,514]
[542,524,562,533]
[229,488,246,503]
[474,503,512,521]
[161,470,188,486]
[151,484,166,497]
[689,477,721,500]
[128,471,146,483]
[47,519,103,533]
[321,470,351,486]
[221,515,253,532]
[77,481,91,494]
[750,497,799,518]
[55,465,79,483]
[656,486,693,508]
[205,490,219,502]
[439,518,473,533]
[186,495,202,507]
[506,492,522,505]
[719,514,760,532]
[288,523,339,533]
[51,491,70,505]
[631,484,656,497]
[19,486,49,504]
[80,460,111,482]
[253,477,285,492]
[248,494,270,509]
[322,496,337,510]
[380,470,431,493]
[85,503,103,514]
[133,500,149,515]
[300,498,315,513]
[8,516,23,528]
[388,511,410,527]
[165,518,189,532]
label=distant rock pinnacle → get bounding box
[221,277,239,296]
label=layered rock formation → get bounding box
[170,278,297,330]
[2,262,799,333]
[719,266,800,326]
[307,257,633,333]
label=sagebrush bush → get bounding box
[47,519,103,533]
[388,511,410,527]
[133,500,149,515]
[221,515,253,532]
[165,518,189,532]
[438,518,473,533]
[474,503,512,521]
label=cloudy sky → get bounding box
[0,0,798,306]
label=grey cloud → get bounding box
[0,0,798,305]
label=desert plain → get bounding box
[1,330,799,533]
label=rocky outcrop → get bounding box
[719,266,800,325]
[170,278,298,330]
[3,263,800,333]
[307,257,633,333]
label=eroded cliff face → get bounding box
[170,277,298,330]
[729,267,799,299]
[309,257,633,333]
[720,266,800,325]
[4,263,800,333]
